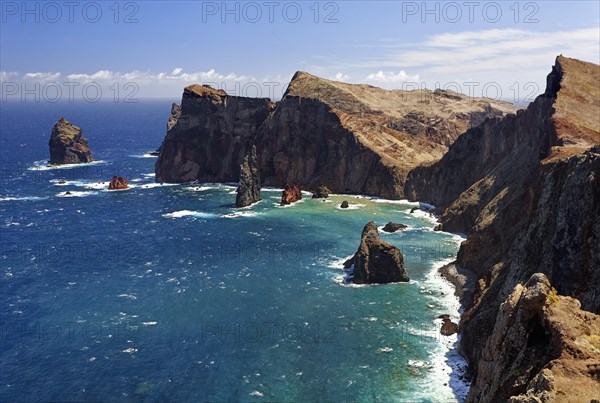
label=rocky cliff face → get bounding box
[49,118,93,164]
[469,273,600,403]
[235,146,261,207]
[405,56,600,401]
[155,85,275,183]
[344,222,409,284]
[155,73,516,198]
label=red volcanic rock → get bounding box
[281,183,302,205]
[108,176,129,190]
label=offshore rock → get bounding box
[235,146,261,207]
[382,222,407,233]
[311,184,332,198]
[344,222,409,284]
[108,176,128,190]
[281,183,302,205]
[49,118,93,164]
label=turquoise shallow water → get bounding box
[0,102,467,402]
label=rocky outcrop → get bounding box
[406,56,600,401]
[311,184,332,198]
[155,85,275,183]
[108,176,128,190]
[155,73,516,198]
[340,200,349,209]
[468,273,600,403]
[382,222,407,233]
[281,183,301,205]
[49,118,93,164]
[439,315,459,336]
[235,146,261,207]
[344,222,409,284]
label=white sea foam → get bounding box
[0,196,48,202]
[335,202,364,210]
[142,173,155,178]
[28,159,106,171]
[162,210,217,219]
[130,153,158,158]
[222,211,259,219]
[140,183,178,189]
[56,191,97,198]
[274,199,305,208]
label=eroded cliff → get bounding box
[405,56,600,401]
[155,72,516,198]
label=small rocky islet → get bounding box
[48,117,93,165]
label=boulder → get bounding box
[281,183,302,205]
[311,184,332,198]
[340,200,349,209]
[236,146,261,207]
[49,117,93,165]
[440,317,459,336]
[344,222,409,284]
[108,176,129,190]
[382,222,407,232]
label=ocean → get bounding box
[0,101,468,402]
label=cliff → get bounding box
[49,118,93,164]
[405,56,600,401]
[155,85,275,183]
[155,73,516,198]
[469,273,600,402]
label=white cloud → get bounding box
[365,70,419,83]
[1,68,291,100]
[23,72,61,81]
[334,72,350,82]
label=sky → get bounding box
[1,0,599,102]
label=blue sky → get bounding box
[1,1,599,101]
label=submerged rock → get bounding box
[236,146,261,207]
[281,183,301,205]
[311,184,332,198]
[108,176,129,190]
[382,222,407,232]
[344,222,409,284]
[340,200,349,209]
[49,117,93,165]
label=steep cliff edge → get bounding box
[155,85,275,183]
[155,73,516,197]
[405,56,600,401]
[468,273,600,403]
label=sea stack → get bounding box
[311,184,332,198]
[108,176,128,190]
[49,118,93,165]
[235,146,261,207]
[281,183,302,205]
[344,222,409,284]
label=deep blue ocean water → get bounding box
[0,101,468,402]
